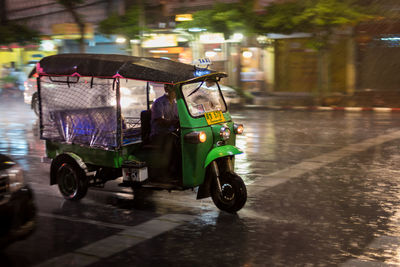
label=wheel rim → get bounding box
[58,164,78,198]
[221,183,235,202]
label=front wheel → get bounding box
[56,157,88,201]
[211,172,247,213]
[31,93,39,116]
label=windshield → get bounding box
[182,80,227,117]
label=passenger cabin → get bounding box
[36,54,225,150]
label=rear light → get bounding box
[184,131,207,143]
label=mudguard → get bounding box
[197,145,243,199]
[204,145,243,168]
[50,152,90,185]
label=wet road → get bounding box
[2,99,400,266]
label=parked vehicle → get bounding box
[0,154,36,249]
[23,68,39,116]
[37,54,246,213]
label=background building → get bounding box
[3,0,399,98]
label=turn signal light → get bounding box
[184,131,207,143]
[234,124,244,134]
[199,131,207,143]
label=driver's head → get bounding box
[205,79,215,88]
[164,84,175,98]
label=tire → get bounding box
[31,93,39,116]
[211,172,247,213]
[55,157,88,201]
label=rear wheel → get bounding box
[211,172,247,213]
[31,93,39,116]
[56,157,88,201]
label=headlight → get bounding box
[234,124,244,134]
[184,131,207,143]
[220,127,231,141]
[7,164,25,193]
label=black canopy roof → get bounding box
[37,54,227,84]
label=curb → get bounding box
[244,105,400,112]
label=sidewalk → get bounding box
[239,90,400,112]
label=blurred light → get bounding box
[116,37,126,43]
[199,131,207,143]
[256,35,268,44]
[189,28,207,32]
[194,69,211,77]
[175,14,193,22]
[200,33,224,44]
[242,51,253,58]
[120,87,131,95]
[41,40,55,51]
[130,39,140,44]
[234,124,244,134]
[205,51,217,58]
[381,37,400,41]
[142,34,177,48]
[232,33,243,42]
[149,50,168,53]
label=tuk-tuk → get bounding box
[36,54,246,213]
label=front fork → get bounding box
[211,157,234,194]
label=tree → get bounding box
[178,0,258,88]
[178,0,257,39]
[98,6,144,45]
[0,0,39,45]
[0,23,40,45]
[260,0,374,97]
[58,0,86,53]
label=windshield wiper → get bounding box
[187,80,205,97]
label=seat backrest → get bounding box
[140,109,152,143]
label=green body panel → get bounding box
[176,85,237,187]
[180,126,213,187]
[204,145,243,168]
[46,140,143,168]
[180,118,239,187]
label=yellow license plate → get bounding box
[205,111,225,125]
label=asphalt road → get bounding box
[2,99,400,266]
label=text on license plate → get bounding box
[204,111,225,125]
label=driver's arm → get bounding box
[153,117,179,128]
[151,100,179,129]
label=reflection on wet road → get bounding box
[3,100,400,266]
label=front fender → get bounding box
[204,145,243,168]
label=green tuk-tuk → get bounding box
[37,54,246,213]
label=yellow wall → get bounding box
[0,48,55,77]
[275,37,349,94]
[0,50,18,69]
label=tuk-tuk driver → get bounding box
[150,84,180,177]
[150,84,179,139]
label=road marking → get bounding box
[34,213,195,267]
[38,212,132,230]
[247,130,400,195]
